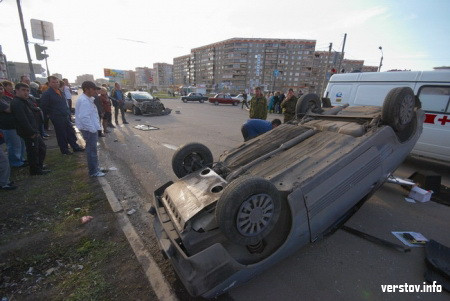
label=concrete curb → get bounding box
[75,131,177,301]
[98,177,177,301]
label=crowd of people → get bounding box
[0,75,130,191]
[241,86,304,140]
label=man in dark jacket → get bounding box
[110,82,129,125]
[10,83,49,175]
[40,76,83,155]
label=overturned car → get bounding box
[150,87,424,298]
[124,91,172,116]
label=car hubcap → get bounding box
[236,194,274,237]
[399,95,414,125]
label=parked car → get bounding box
[181,93,208,103]
[124,91,172,116]
[231,93,248,102]
[150,88,424,298]
[209,93,240,106]
[70,87,79,95]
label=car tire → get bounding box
[215,176,281,246]
[172,143,214,178]
[199,99,204,103]
[182,98,187,103]
[232,101,238,106]
[382,87,415,132]
[296,93,321,117]
[214,101,219,106]
[132,105,142,115]
[382,87,417,142]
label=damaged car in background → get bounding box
[124,91,172,116]
[149,87,424,298]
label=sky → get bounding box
[1,0,449,82]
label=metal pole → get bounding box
[378,46,383,72]
[320,43,332,97]
[337,33,347,73]
[44,50,50,75]
[16,0,35,80]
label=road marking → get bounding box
[98,177,178,301]
[162,143,178,150]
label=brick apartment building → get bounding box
[173,37,377,94]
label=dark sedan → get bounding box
[181,93,208,103]
[208,93,240,106]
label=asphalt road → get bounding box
[93,98,450,301]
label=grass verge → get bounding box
[0,147,154,300]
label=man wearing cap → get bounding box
[40,76,84,154]
[75,81,105,177]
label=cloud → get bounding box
[338,6,388,29]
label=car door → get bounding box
[412,85,450,161]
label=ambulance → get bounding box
[324,71,450,162]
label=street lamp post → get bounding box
[378,46,383,72]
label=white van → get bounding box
[324,71,450,162]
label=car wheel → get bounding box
[182,98,187,103]
[232,101,238,106]
[199,99,204,103]
[382,87,415,132]
[132,105,141,115]
[296,93,321,117]
[172,143,214,178]
[214,101,219,106]
[215,176,281,246]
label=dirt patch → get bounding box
[0,146,155,300]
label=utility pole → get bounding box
[337,33,347,73]
[16,0,35,80]
[320,42,332,97]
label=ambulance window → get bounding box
[418,86,450,113]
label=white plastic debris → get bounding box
[127,208,136,215]
[408,186,433,203]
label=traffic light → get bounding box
[34,44,49,60]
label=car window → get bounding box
[418,86,450,113]
[131,92,154,100]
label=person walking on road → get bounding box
[10,83,49,176]
[249,87,268,120]
[241,92,249,109]
[40,76,84,155]
[281,88,298,123]
[110,82,129,125]
[75,81,105,177]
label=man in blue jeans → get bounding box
[241,118,281,141]
[75,81,105,177]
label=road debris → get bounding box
[392,231,429,247]
[127,208,137,215]
[408,186,433,202]
[80,216,94,224]
[134,125,159,131]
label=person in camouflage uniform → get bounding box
[249,87,267,120]
[281,88,298,123]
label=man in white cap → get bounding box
[75,81,105,177]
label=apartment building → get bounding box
[153,63,173,90]
[174,38,378,94]
[7,61,45,82]
[361,65,379,72]
[173,55,190,86]
[135,67,155,89]
[341,59,364,73]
